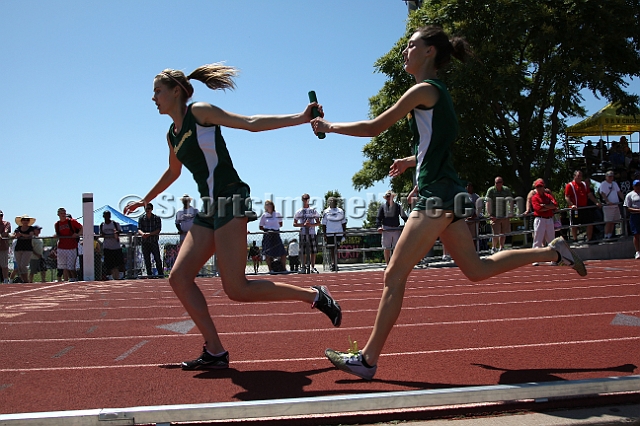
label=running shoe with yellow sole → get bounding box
[325,348,377,380]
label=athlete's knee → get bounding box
[168,271,190,291]
[223,280,252,302]
[459,264,488,282]
[383,267,409,290]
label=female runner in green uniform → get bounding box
[124,64,341,370]
[311,26,586,380]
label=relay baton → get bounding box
[308,90,326,139]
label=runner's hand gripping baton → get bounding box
[308,91,326,139]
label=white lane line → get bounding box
[3,294,638,326]
[385,335,640,357]
[114,340,149,361]
[2,336,639,373]
[2,280,637,314]
[0,274,635,302]
[0,310,635,343]
[0,281,77,298]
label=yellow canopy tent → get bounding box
[566,102,640,137]
[565,103,639,168]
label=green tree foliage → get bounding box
[354,0,640,197]
[361,200,382,228]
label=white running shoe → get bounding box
[549,237,587,276]
[635,251,640,260]
[325,348,377,380]
[442,254,452,261]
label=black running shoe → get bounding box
[181,345,229,370]
[311,285,342,327]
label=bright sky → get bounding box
[2,1,638,236]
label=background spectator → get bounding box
[259,200,287,272]
[464,183,481,244]
[0,210,10,283]
[287,238,300,272]
[322,197,347,271]
[485,176,514,252]
[13,214,36,283]
[376,190,408,264]
[599,170,624,240]
[248,241,261,274]
[137,203,163,278]
[624,179,640,259]
[293,194,321,274]
[100,210,123,280]
[175,194,198,246]
[54,208,82,282]
[564,170,601,243]
[29,225,45,283]
[531,179,558,265]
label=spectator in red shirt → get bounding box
[54,207,83,281]
[531,179,558,252]
[564,170,601,243]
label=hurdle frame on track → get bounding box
[1,375,639,425]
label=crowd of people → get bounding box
[249,194,348,274]
[583,136,639,187]
[0,208,83,284]
[2,163,638,284]
[463,167,639,259]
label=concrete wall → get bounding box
[573,236,637,261]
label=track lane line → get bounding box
[2,336,638,373]
[1,309,637,343]
[2,292,638,325]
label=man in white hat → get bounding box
[13,214,37,283]
[175,194,199,246]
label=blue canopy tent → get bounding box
[79,205,138,234]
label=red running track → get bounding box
[0,259,638,415]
